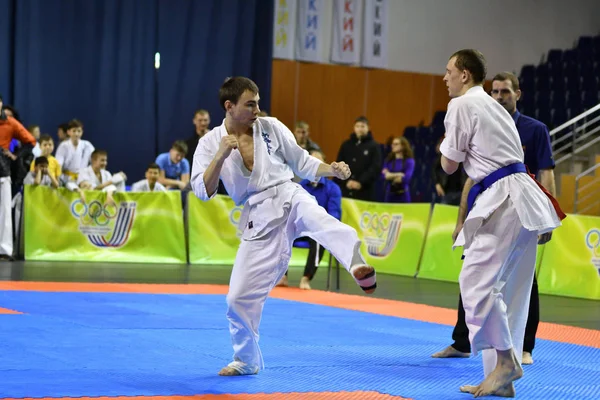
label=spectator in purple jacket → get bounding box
[382,136,415,203]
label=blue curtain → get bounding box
[0,0,14,104]
[156,0,273,153]
[8,0,273,180]
[12,0,158,179]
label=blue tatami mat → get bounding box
[0,290,598,399]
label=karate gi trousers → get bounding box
[459,197,538,377]
[225,182,368,374]
[0,177,13,257]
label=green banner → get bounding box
[418,204,463,282]
[341,199,430,276]
[187,194,316,267]
[418,204,546,283]
[538,214,600,300]
[24,185,186,263]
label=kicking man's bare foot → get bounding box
[472,350,523,398]
[351,264,376,294]
[218,366,241,376]
[522,351,533,365]
[460,383,515,397]
[299,276,311,290]
[276,275,288,287]
[432,345,471,358]
[218,362,259,376]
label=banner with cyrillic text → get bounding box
[295,0,324,63]
[188,193,321,267]
[24,185,186,263]
[331,0,361,64]
[341,199,429,276]
[537,214,600,300]
[273,0,297,60]
[361,0,388,68]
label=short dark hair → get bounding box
[355,116,369,125]
[39,134,54,144]
[67,119,83,130]
[171,140,188,155]
[35,156,49,166]
[450,49,487,84]
[91,150,107,160]
[492,71,520,91]
[58,123,69,131]
[147,163,160,171]
[219,76,259,111]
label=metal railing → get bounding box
[550,103,600,169]
[574,162,600,214]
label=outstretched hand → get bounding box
[331,161,351,180]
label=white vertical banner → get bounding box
[362,0,388,69]
[331,0,361,64]
[295,0,324,63]
[273,0,298,60]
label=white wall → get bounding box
[317,0,600,75]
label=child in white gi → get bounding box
[440,50,564,398]
[191,77,377,377]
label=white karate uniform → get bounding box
[23,171,53,187]
[0,176,12,257]
[191,117,370,374]
[55,139,95,182]
[77,166,126,192]
[441,86,561,377]
[131,179,167,192]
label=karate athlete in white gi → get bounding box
[191,77,377,377]
[440,50,564,398]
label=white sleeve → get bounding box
[55,142,68,166]
[84,141,95,167]
[65,181,79,191]
[275,120,321,181]
[23,172,35,185]
[440,100,472,163]
[77,168,93,185]
[155,182,167,192]
[190,136,219,201]
[130,180,143,192]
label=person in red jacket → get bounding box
[0,96,36,260]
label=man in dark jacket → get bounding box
[335,116,382,201]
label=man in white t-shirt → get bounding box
[131,163,167,192]
[439,49,564,398]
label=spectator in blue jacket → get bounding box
[277,150,342,290]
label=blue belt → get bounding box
[467,162,527,213]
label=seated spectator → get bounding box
[382,137,415,203]
[57,123,69,143]
[55,119,95,184]
[155,140,190,190]
[294,121,321,152]
[23,156,59,188]
[277,150,342,290]
[30,135,61,179]
[77,150,127,192]
[185,110,211,167]
[131,163,167,192]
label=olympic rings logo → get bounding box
[71,199,118,226]
[360,212,391,238]
[229,206,243,227]
[585,229,600,258]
